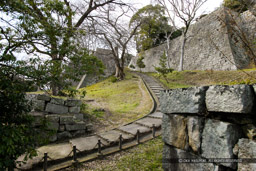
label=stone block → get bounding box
[86,124,93,132]
[37,94,51,101]
[187,116,204,153]
[49,134,57,142]
[34,100,45,112]
[74,113,84,121]
[163,144,218,171]
[65,99,82,107]
[66,122,86,131]
[206,85,254,113]
[31,112,45,126]
[50,97,65,105]
[45,103,68,114]
[57,131,72,140]
[162,114,188,150]
[47,122,59,131]
[45,115,59,123]
[71,130,85,137]
[69,106,80,113]
[160,86,208,114]
[201,119,242,169]
[233,138,256,171]
[59,125,65,132]
[60,115,75,124]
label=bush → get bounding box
[224,0,248,12]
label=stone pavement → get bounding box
[17,73,165,170]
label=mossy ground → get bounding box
[150,69,256,89]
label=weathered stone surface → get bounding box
[45,103,68,114]
[71,130,85,137]
[17,143,72,170]
[86,124,94,132]
[233,138,256,171]
[37,94,51,101]
[47,122,59,131]
[135,117,162,128]
[206,85,254,113]
[74,113,84,121]
[118,123,151,135]
[66,122,86,131]
[57,131,72,139]
[99,130,134,143]
[45,115,59,123]
[163,144,219,171]
[69,106,80,113]
[30,112,45,126]
[59,125,65,132]
[160,87,207,114]
[149,112,163,119]
[70,136,109,151]
[49,134,57,142]
[242,124,256,140]
[34,100,45,112]
[162,114,188,150]
[60,115,75,124]
[65,99,82,107]
[50,97,65,105]
[187,116,204,153]
[201,119,242,169]
[129,8,256,72]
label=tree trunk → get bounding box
[178,34,187,71]
[115,64,125,80]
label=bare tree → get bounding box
[85,4,141,79]
[156,0,208,71]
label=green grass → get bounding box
[72,136,163,171]
[79,71,153,127]
[150,69,256,89]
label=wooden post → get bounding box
[43,153,48,171]
[137,129,140,144]
[119,134,122,150]
[152,124,156,138]
[98,139,102,154]
[73,146,77,161]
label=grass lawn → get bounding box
[79,71,153,132]
[150,69,256,89]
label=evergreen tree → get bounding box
[154,52,173,83]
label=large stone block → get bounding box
[47,122,59,131]
[37,94,51,101]
[57,131,72,140]
[50,97,65,105]
[162,114,188,150]
[233,138,256,171]
[206,85,254,113]
[34,100,45,112]
[163,144,219,171]
[60,115,75,124]
[65,122,86,131]
[30,112,45,126]
[45,103,68,114]
[74,113,84,121]
[69,106,80,113]
[65,99,82,107]
[160,87,208,114]
[187,116,204,153]
[45,115,59,123]
[201,119,242,169]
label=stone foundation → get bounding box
[26,94,92,142]
[160,84,256,170]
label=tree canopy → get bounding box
[130,4,171,53]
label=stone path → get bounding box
[17,73,165,171]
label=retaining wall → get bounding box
[160,84,256,170]
[26,94,93,142]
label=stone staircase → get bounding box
[18,72,165,171]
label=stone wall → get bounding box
[26,94,93,142]
[160,84,256,170]
[129,7,256,72]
